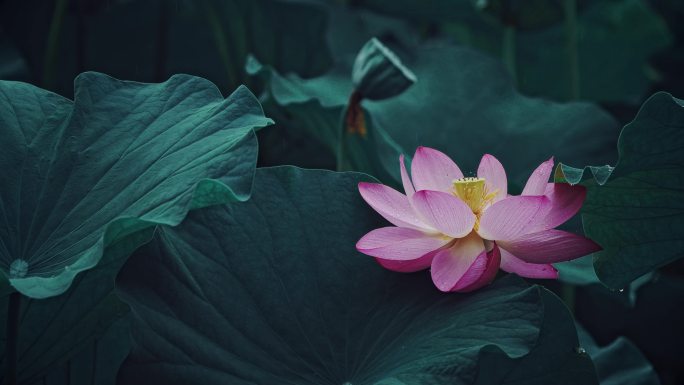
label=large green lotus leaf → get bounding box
[517,0,672,103]
[575,273,684,378]
[577,92,684,289]
[556,256,601,286]
[553,92,682,292]
[116,166,594,384]
[555,94,678,288]
[37,317,130,385]
[0,226,150,384]
[246,54,349,152]
[554,254,654,308]
[249,43,619,186]
[0,72,272,298]
[255,113,338,170]
[249,3,419,175]
[364,43,620,185]
[247,56,403,182]
[576,325,659,385]
[475,289,597,385]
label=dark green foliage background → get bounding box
[1,0,683,384]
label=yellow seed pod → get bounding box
[452,177,486,213]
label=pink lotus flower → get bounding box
[356,146,601,292]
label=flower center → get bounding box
[452,177,498,231]
[452,177,487,212]
[9,259,29,279]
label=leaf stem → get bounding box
[337,120,346,172]
[564,0,580,99]
[203,0,238,89]
[561,284,576,315]
[4,292,21,385]
[75,0,86,74]
[154,0,169,82]
[43,0,69,90]
[338,91,363,172]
